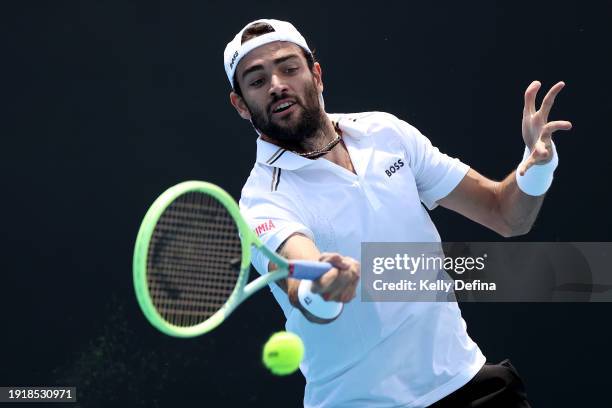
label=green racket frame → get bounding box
[133,181,290,337]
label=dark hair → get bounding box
[232,22,316,97]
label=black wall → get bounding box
[2,1,611,406]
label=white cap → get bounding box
[223,19,313,89]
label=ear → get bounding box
[229,91,251,120]
[312,62,324,94]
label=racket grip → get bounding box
[289,260,332,280]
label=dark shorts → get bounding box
[428,359,531,408]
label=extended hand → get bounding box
[311,253,360,303]
[519,81,572,175]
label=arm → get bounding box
[437,168,543,237]
[269,233,360,323]
[240,189,359,322]
[437,81,572,237]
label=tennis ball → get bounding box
[262,331,304,376]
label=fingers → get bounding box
[323,266,359,302]
[518,118,571,175]
[319,252,350,269]
[519,139,550,176]
[541,120,572,141]
[523,81,541,116]
[539,81,565,121]
[518,147,553,175]
[312,253,360,303]
[309,267,337,294]
[310,253,346,294]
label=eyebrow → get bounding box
[241,54,300,81]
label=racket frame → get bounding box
[133,181,291,337]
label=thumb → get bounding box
[518,154,537,176]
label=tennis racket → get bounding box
[133,181,340,337]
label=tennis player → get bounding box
[224,19,571,408]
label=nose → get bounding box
[268,73,288,98]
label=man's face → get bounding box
[232,42,324,142]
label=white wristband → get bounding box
[515,141,558,196]
[298,280,343,320]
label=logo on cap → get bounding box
[229,51,239,69]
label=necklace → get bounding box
[294,134,342,160]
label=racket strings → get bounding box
[147,191,243,327]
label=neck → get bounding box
[260,115,337,154]
[260,115,355,174]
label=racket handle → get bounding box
[298,280,344,321]
[289,260,333,280]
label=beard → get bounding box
[246,79,324,143]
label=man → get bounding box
[224,19,571,407]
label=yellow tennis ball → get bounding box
[262,331,304,376]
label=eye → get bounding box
[285,67,298,74]
[249,78,264,87]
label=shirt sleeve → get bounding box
[239,190,314,276]
[393,116,470,210]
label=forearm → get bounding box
[495,140,560,235]
[268,233,321,304]
[268,233,354,324]
[268,235,333,322]
[439,164,554,238]
[495,171,545,237]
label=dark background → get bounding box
[2,0,611,406]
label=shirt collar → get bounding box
[255,113,370,170]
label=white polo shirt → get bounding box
[239,111,486,408]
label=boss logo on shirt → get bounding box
[385,159,405,177]
[255,219,276,237]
